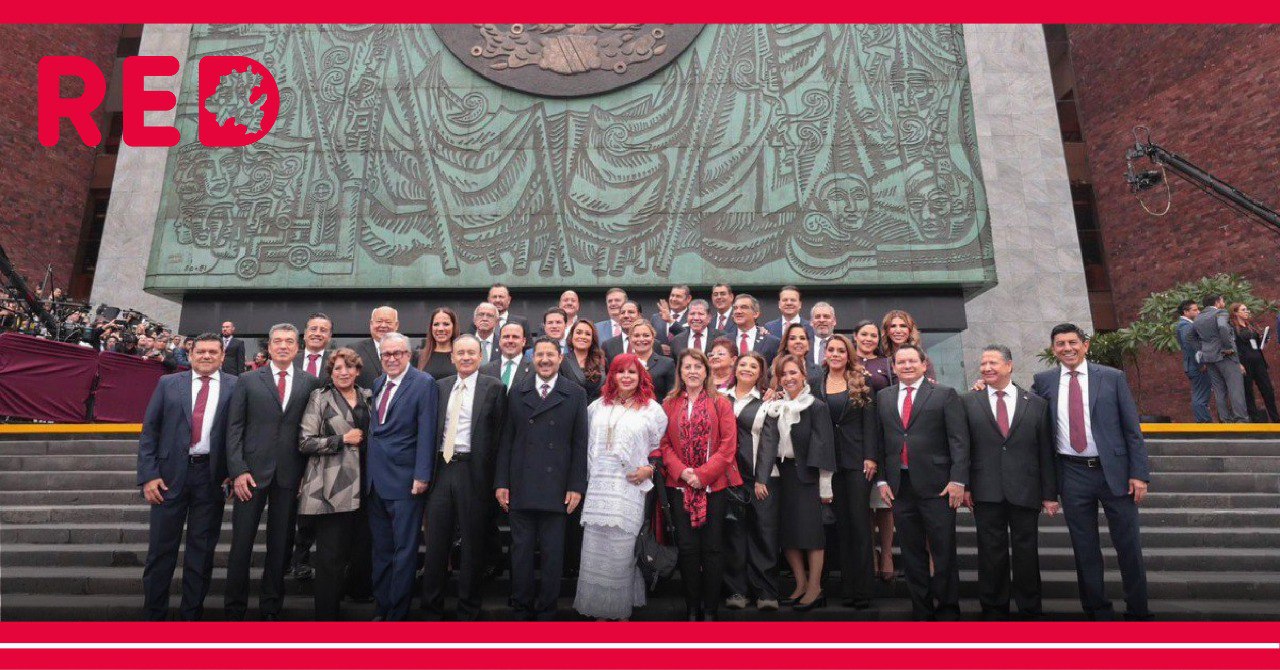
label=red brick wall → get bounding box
[1069,24,1280,420]
[0,24,120,298]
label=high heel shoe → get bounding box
[793,593,827,612]
[779,592,804,607]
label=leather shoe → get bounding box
[843,598,871,610]
[793,594,827,612]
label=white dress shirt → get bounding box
[189,371,220,455]
[896,377,924,420]
[535,374,558,397]
[1056,362,1098,457]
[987,383,1016,425]
[377,367,409,420]
[476,332,496,362]
[714,310,732,331]
[269,362,294,410]
[448,372,478,453]
[738,326,764,352]
[301,349,326,376]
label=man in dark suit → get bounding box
[351,305,398,391]
[875,343,969,621]
[495,337,589,621]
[523,308,569,359]
[962,344,1058,619]
[219,321,246,375]
[808,302,837,369]
[1188,294,1249,422]
[472,302,501,364]
[366,332,438,620]
[710,283,736,335]
[290,311,335,581]
[224,323,323,621]
[1175,300,1212,423]
[729,294,781,365]
[595,287,627,342]
[651,284,692,353]
[137,333,237,621]
[422,335,505,620]
[482,321,532,392]
[670,299,723,359]
[1032,323,1152,621]
[763,285,815,342]
[488,283,529,338]
[602,300,644,363]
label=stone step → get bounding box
[0,440,138,456]
[0,489,145,505]
[7,522,1280,549]
[1148,455,1280,472]
[1144,439,1280,456]
[5,542,1278,573]
[1142,472,1280,493]
[0,454,136,472]
[4,565,1277,601]
[3,593,1275,622]
[0,471,137,490]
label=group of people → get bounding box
[137,283,1153,622]
[1177,295,1278,423]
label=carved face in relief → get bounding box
[816,174,871,231]
[905,162,971,241]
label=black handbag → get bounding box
[635,467,679,591]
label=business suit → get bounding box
[602,333,629,363]
[350,338,384,391]
[729,326,782,366]
[1032,362,1151,620]
[1176,317,1212,423]
[366,365,439,620]
[559,354,604,403]
[482,356,534,393]
[763,317,814,343]
[962,386,1056,617]
[422,373,505,620]
[875,379,969,620]
[639,354,676,401]
[223,364,322,620]
[1188,306,1249,422]
[292,349,331,377]
[221,337,246,375]
[670,327,725,359]
[495,375,589,620]
[472,331,500,364]
[812,375,879,604]
[650,310,688,346]
[137,370,237,620]
[595,318,622,343]
[498,313,530,338]
[722,391,782,603]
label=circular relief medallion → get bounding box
[434,24,705,97]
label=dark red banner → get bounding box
[93,350,169,422]
[0,333,97,422]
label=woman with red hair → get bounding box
[573,354,668,621]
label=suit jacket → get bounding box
[1188,306,1237,364]
[366,366,439,499]
[137,371,238,499]
[650,311,688,345]
[875,380,970,497]
[559,354,604,403]
[811,372,879,471]
[728,394,780,485]
[1031,363,1151,496]
[495,375,589,512]
[471,331,500,364]
[778,400,838,485]
[764,317,815,343]
[712,311,736,337]
[293,349,332,376]
[1175,318,1199,374]
[595,319,621,343]
[602,334,628,363]
[499,313,531,338]
[738,327,782,365]
[436,373,505,494]
[641,354,677,401]
[350,338,384,391]
[670,327,725,359]
[298,385,372,514]
[481,356,535,393]
[221,337,246,375]
[225,365,323,490]
[962,386,1057,509]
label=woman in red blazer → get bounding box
[660,348,742,621]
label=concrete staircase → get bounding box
[2,433,1279,621]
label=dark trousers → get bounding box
[422,457,485,620]
[142,461,224,621]
[344,510,374,599]
[224,479,297,619]
[972,500,1042,616]
[723,476,780,601]
[367,486,425,621]
[891,470,960,621]
[1059,458,1150,620]
[1241,355,1280,422]
[832,468,875,602]
[668,488,728,614]
[311,510,358,620]
[291,514,317,569]
[1185,368,1213,423]
[508,509,567,621]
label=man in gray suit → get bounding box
[1175,300,1212,422]
[1188,294,1249,422]
[594,287,628,342]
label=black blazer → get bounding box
[875,380,970,497]
[221,337,246,375]
[962,387,1057,509]
[350,338,384,391]
[559,354,604,404]
[640,354,676,401]
[495,375,589,512]
[436,373,505,494]
[780,400,837,485]
[729,394,779,485]
[736,326,782,366]
[602,335,627,364]
[225,366,323,489]
[480,356,534,393]
[811,371,879,471]
[671,327,725,359]
[292,349,331,375]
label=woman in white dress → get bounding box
[574,353,669,621]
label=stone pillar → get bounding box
[961,24,1093,386]
[89,24,191,326]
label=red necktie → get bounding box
[900,386,914,467]
[612,322,621,338]
[739,332,748,355]
[995,389,1010,438]
[693,332,702,351]
[190,375,211,449]
[306,353,319,377]
[717,314,726,331]
[377,381,396,423]
[276,371,287,404]
[1068,371,1087,453]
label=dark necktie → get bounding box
[900,386,914,467]
[693,331,702,352]
[190,375,211,450]
[815,338,826,365]
[717,314,726,331]
[540,382,551,400]
[378,381,396,423]
[995,389,1010,437]
[276,371,287,405]
[1068,371,1087,453]
[306,353,319,377]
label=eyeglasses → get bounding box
[381,351,410,360]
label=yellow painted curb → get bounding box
[0,424,142,434]
[1141,423,1280,433]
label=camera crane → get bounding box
[1124,126,1280,236]
[0,242,61,337]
